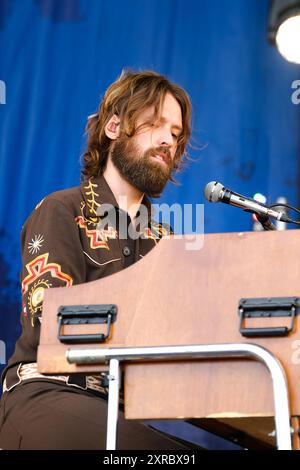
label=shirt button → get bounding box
[122,246,131,257]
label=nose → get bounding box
[156,126,173,147]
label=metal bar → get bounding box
[66,343,291,450]
[106,358,120,450]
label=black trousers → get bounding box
[0,380,190,450]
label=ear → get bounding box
[105,114,120,140]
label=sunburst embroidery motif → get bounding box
[28,234,44,254]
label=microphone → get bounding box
[204,181,291,223]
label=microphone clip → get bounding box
[255,214,277,231]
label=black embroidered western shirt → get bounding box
[4,174,170,382]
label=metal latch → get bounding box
[239,297,299,338]
[57,304,117,344]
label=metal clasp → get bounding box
[239,297,299,338]
[57,304,117,344]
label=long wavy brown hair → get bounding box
[81,70,192,181]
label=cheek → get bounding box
[170,145,178,159]
[133,131,153,151]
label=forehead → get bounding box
[137,92,183,129]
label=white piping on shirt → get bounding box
[83,251,122,267]
[3,363,22,392]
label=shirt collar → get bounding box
[80,174,153,224]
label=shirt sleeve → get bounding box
[20,196,86,327]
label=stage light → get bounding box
[269,0,300,64]
[253,193,267,204]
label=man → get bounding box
[0,70,192,449]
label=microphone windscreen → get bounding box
[204,181,224,202]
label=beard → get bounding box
[110,136,174,198]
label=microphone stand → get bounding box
[255,214,277,231]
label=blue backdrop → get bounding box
[0,0,299,416]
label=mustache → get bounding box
[149,146,172,165]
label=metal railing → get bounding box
[67,342,292,450]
